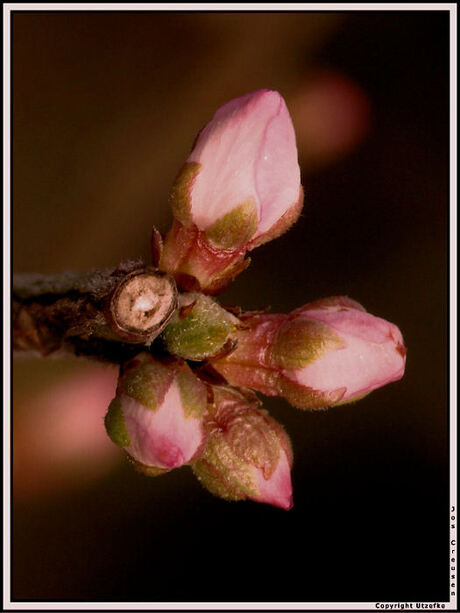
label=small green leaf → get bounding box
[162,293,236,361]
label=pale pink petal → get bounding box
[291,329,406,401]
[254,96,301,236]
[291,306,406,401]
[188,90,300,233]
[122,380,203,469]
[301,304,404,345]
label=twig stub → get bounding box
[13,263,178,360]
[108,268,178,343]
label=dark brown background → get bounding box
[12,10,450,603]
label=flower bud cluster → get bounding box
[105,353,293,509]
[103,89,407,510]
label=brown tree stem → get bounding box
[12,261,178,363]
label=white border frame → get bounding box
[3,3,457,611]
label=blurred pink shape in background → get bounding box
[13,364,121,501]
[290,69,372,167]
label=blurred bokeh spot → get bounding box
[13,361,121,501]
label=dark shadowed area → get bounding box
[11,10,450,603]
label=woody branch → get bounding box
[12,261,178,363]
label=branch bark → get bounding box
[12,261,178,363]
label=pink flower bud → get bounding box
[192,386,293,510]
[159,90,303,294]
[105,353,207,473]
[280,297,406,407]
[210,296,406,409]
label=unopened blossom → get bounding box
[210,296,406,409]
[159,89,303,294]
[192,386,293,510]
[104,353,207,474]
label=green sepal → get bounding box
[128,456,172,477]
[162,293,236,361]
[104,398,131,447]
[279,376,346,410]
[211,386,291,478]
[169,162,201,225]
[271,318,346,370]
[192,385,291,503]
[119,359,174,410]
[192,459,246,502]
[205,198,258,249]
[192,433,259,501]
[176,367,207,419]
[334,391,370,407]
[226,409,281,480]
